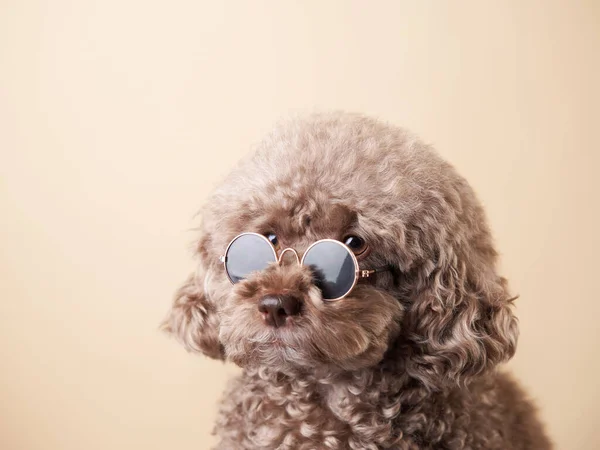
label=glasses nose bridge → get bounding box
[277,247,301,266]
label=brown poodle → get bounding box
[162,112,551,449]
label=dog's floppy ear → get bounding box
[161,237,224,360]
[404,243,519,389]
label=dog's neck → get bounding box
[242,357,421,405]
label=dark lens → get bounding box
[225,234,277,283]
[302,241,357,300]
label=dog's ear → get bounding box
[161,237,224,360]
[403,244,519,389]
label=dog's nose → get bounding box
[258,295,301,328]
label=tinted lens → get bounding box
[225,234,277,283]
[302,241,357,300]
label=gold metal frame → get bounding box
[220,233,386,301]
[278,247,301,265]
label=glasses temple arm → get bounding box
[358,265,391,279]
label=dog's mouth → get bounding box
[218,285,404,371]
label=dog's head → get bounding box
[162,113,518,387]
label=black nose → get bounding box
[258,295,301,328]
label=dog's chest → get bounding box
[213,373,422,450]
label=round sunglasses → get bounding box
[219,232,387,301]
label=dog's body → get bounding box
[214,369,546,449]
[164,113,551,449]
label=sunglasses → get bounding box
[219,232,388,301]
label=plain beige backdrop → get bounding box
[1,1,599,449]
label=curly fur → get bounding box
[162,112,551,449]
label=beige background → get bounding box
[1,1,599,449]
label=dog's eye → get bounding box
[265,233,279,247]
[343,235,368,255]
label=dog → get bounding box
[162,112,551,449]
